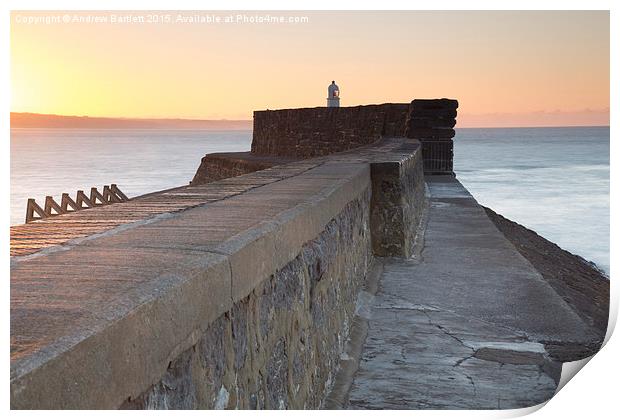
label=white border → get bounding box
[2,1,616,419]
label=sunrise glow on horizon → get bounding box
[10,10,610,127]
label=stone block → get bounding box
[369,141,426,257]
[408,117,457,129]
[411,98,459,111]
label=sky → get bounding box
[10,10,610,127]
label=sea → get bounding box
[10,126,610,274]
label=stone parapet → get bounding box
[251,104,410,158]
[247,100,457,175]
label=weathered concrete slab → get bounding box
[348,294,558,409]
[346,176,593,409]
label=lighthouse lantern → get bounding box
[327,81,340,107]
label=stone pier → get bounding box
[10,99,606,410]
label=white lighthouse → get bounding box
[327,81,340,107]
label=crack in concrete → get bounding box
[377,289,534,344]
[435,325,475,351]
[453,355,474,368]
[465,374,477,397]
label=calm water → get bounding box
[10,129,252,225]
[10,127,609,274]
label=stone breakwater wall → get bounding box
[190,153,297,185]
[191,99,458,186]
[251,104,410,158]
[11,138,426,409]
[123,190,372,409]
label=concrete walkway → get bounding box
[345,176,594,409]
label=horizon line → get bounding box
[10,125,610,130]
[10,111,610,130]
